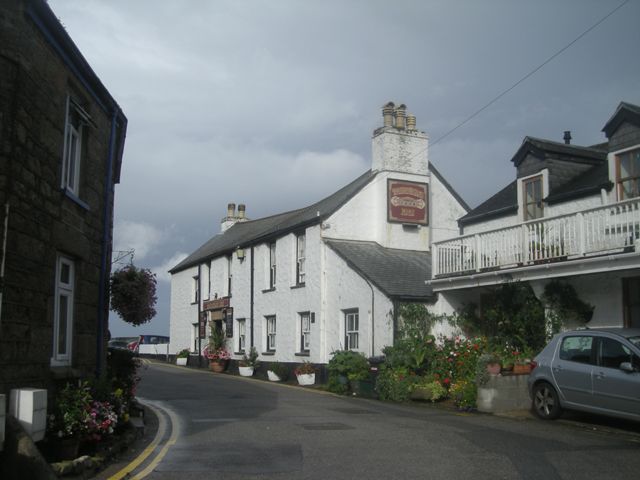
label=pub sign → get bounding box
[387,179,428,225]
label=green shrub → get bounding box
[411,378,448,402]
[268,361,288,380]
[177,348,190,358]
[327,350,369,379]
[376,368,417,402]
[449,380,477,410]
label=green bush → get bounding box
[327,350,369,379]
[376,368,417,402]
[449,380,477,410]
[267,361,288,380]
[411,378,447,402]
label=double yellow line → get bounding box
[108,400,179,480]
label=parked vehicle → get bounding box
[528,328,640,422]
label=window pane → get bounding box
[58,295,68,355]
[559,336,593,363]
[620,153,631,178]
[60,263,70,284]
[600,338,630,369]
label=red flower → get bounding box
[443,378,451,385]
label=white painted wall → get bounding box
[169,266,199,355]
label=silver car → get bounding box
[528,328,640,422]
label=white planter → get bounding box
[296,373,315,386]
[176,357,188,366]
[267,370,281,382]
[239,366,254,377]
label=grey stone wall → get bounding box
[0,0,117,396]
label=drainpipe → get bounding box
[197,264,202,367]
[365,279,375,357]
[250,246,254,348]
[0,204,9,329]
[96,109,118,377]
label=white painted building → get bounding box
[430,102,640,330]
[169,103,468,364]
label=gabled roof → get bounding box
[511,136,606,167]
[459,181,517,226]
[325,239,433,300]
[602,102,640,138]
[170,170,376,273]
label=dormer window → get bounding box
[616,148,640,200]
[523,175,543,221]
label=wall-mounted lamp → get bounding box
[236,247,245,261]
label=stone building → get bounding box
[169,103,468,366]
[430,102,640,329]
[0,0,127,396]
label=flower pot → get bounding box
[486,362,501,376]
[239,366,254,377]
[176,357,187,366]
[296,373,315,386]
[513,363,532,375]
[267,370,281,382]
[209,360,228,373]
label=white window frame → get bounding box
[344,309,359,350]
[300,311,310,352]
[296,233,306,285]
[615,147,640,201]
[269,242,277,289]
[192,276,199,304]
[237,318,246,352]
[517,170,549,222]
[266,315,276,351]
[61,97,89,196]
[52,255,75,365]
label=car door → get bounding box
[591,337,640,417]
[551,334,595,407]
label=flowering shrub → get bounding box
[376,368,417,402]
[110,265,157,326]
[85,400,118,441]
[48,382,93,439]
[428,336,487,386]
[449,380,477,410]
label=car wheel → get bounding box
[532,382,562,420]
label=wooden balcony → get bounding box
[433,198,640,278]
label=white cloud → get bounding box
[152,252,189,283]
[114,221,165,261]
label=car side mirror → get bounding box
[619,362,635,373]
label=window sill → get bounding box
[290,283,305,290]
[62,188,90,211]
[294,352,310,357]
[261,351,275,356]
[234,351,246,356]
[261,288,276,293]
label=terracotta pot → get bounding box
[209,360,228,373]
[513,363,532,375]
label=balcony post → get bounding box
[521,224,529,263]
[432,243,438,277]
[577,212,585,256]
[474,234,480,272]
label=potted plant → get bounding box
[206,325,230,372]
[294,361,316,385]
[267,361,288,382]
[238,346,259,376]
[176,348,190,366]
[327,350,370,394]
[475,352,501,386]
[46,381,93,461]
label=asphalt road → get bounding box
[105,361,640,480]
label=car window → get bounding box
[559,336,594,364]
[599,338,632,369]
[628,336,640,348]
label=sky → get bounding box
[47,0,640,338]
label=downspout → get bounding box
[250,246,255,348]
[96,109,118,377]
[364,278,375,357]
[197,264,202,367]
[0,204,9,329]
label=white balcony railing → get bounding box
[433,198,640,277]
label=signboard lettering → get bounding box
[198,312,207,339]
[203,297,230,311]
[387,179,428,225]
[224,308,234,338]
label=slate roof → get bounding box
[460,138,610,227]
[602,102,640,137]
[170,170,377,273]
[325,239,433,300]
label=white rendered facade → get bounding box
[169,103,468,362]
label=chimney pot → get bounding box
[395,104,406,130]
[382,102,395,127]
[563,131,572,145]
[406,114,416,131]
[227,203,236,218]
[237,204,246,220]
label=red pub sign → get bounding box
[387,179,428,225]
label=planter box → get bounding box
[9,388,47,442]
[176,357,188,366]
[267,370,281,382]
[239,366,254,377]
[477,374,531,413]
[296,373,315,386]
